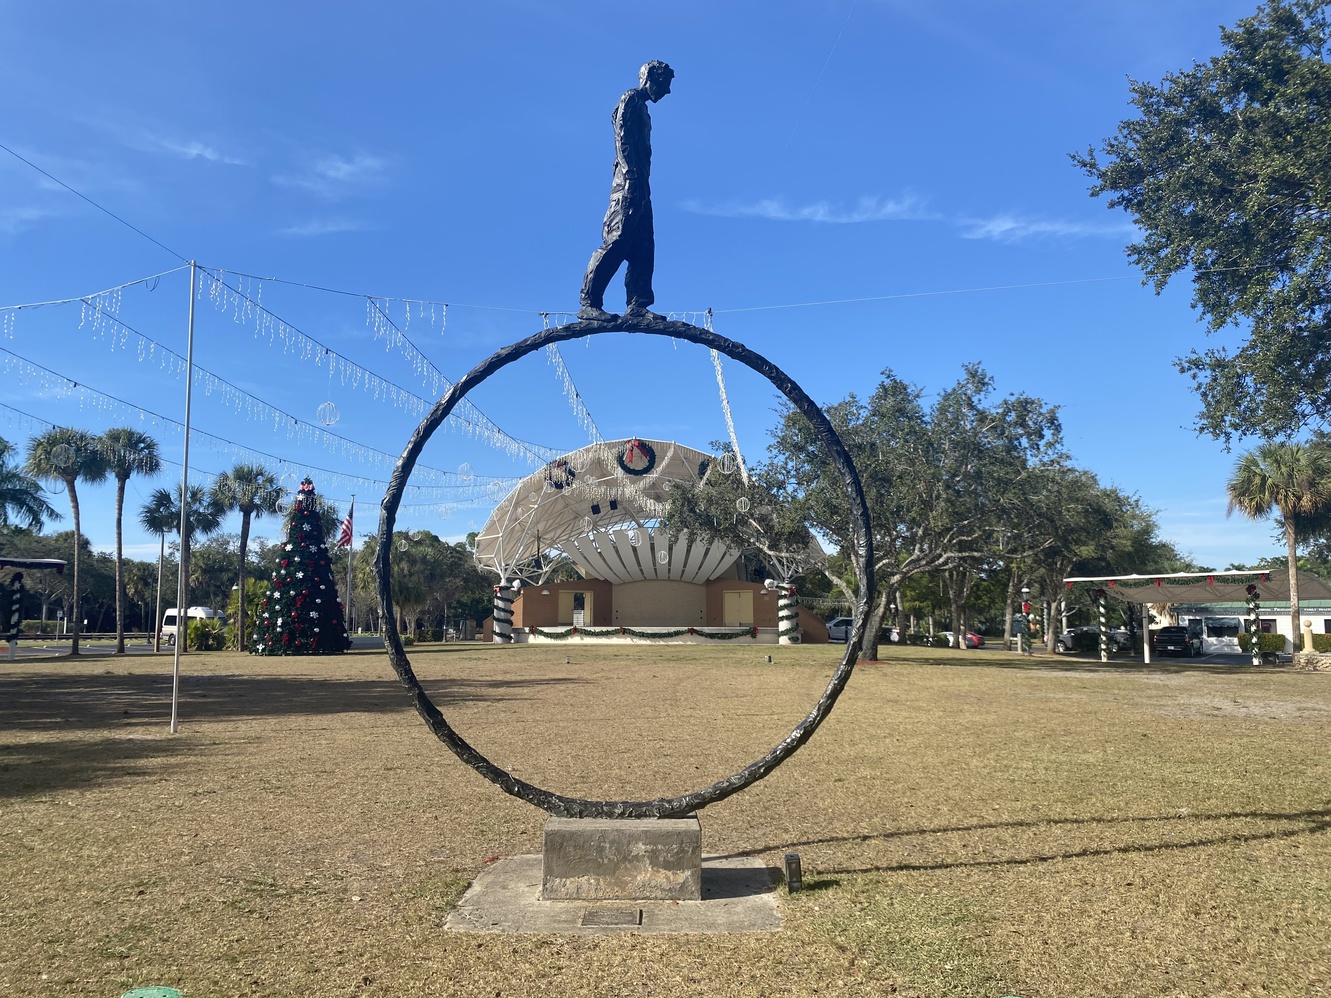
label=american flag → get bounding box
[337,500,354,549]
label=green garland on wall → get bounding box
[528,625,759,641]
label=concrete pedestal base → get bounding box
[541,815,702,900]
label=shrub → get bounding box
[186,619,227,652]
[20,619,56,635]
[425,627,443,642]
[1237,633,1288,654]
[929,635,949,648]
[1313,633,1331,653]
[400,634,415,646]
[1072,632,1100,653]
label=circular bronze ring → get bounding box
[376,317,873,818]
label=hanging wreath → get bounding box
[545,459,576,490]
[617,438,657,476]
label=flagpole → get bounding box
[346,495,354,633]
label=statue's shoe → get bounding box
[624,306,666,321]
[577,305,621,322]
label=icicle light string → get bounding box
[0,267,189,314]
[62,303,501,488]
[710,345,749,484]
[0,352,517,503]
[205,271,529,458]
[200,268,559,466]
[545,342,604,444]
[0,390,511,507]
[0,401,485,515]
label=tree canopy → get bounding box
[1074,0,1331,442]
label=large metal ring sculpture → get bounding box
[376,317,873,818]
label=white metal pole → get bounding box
[1142,603,1152,664]
[170,262,197,734]
[346,494,355,634]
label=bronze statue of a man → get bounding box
[578,60,674,322]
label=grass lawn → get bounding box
[1,642,1328,997]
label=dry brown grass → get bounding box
[1,642,1328,997]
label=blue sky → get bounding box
[0,0,1285,570]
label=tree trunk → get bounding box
[1003,566,1018,650]
[114,477,126,654]
[68,478,81,656]
[860,589,890,661]
[237,511,252,651]
[1287,520,1302,649]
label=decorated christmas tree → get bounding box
[250,478,351,655]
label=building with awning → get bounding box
[1064,569,1331,659]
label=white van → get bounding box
[160,607,226,646]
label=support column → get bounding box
[1095,588,1108,663]
[1246,584,1263,666]
[492,582,515,644]
[777,583,801,645]
[1142,603,1152,664]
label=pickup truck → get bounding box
[1152,626,1202,657]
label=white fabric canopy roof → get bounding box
[472,438,741,583]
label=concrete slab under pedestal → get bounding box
[542,815,702,901]
[444,854,782,935]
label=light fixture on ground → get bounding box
[784,853,803,892]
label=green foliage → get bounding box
[1237,632,1289,653]
[186,618,227,651]
[1075,0,1331,441]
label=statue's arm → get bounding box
[615,95,649,183]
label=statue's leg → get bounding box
[624,230,655,311]
[581,206,629,311]
[580,239,626,310]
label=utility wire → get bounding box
[0,267,190,311]
[783,0,859,153]
[0,140,189,263]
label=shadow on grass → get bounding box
[718,806,1331,874]
[862,650,1283,676]
[0,671,589,733]
[0,734,206,798]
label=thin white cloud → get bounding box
[959,213,1136,243]
[681,194,935,224]
[0,205,57,234]
[682,190,1134,245]
[273,153,390,199]
[277,217,367,237]
[150,136,247,166]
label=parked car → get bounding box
[826,617,852,642]
[941,630,985,648]
[1152,625,1203,657]
[159,606,226,647]
[1056,626,1132,653]
[825,618,899,643]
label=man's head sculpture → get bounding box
[375,316,874,819]
[639,60,674,101]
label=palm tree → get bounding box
[1227,441,1331,647]
[0,437,60,531]
[212,464,282,650]
[100,428,161,654]
[139,489,178,652]
[26,428,108,654]
[140,484,226,651]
